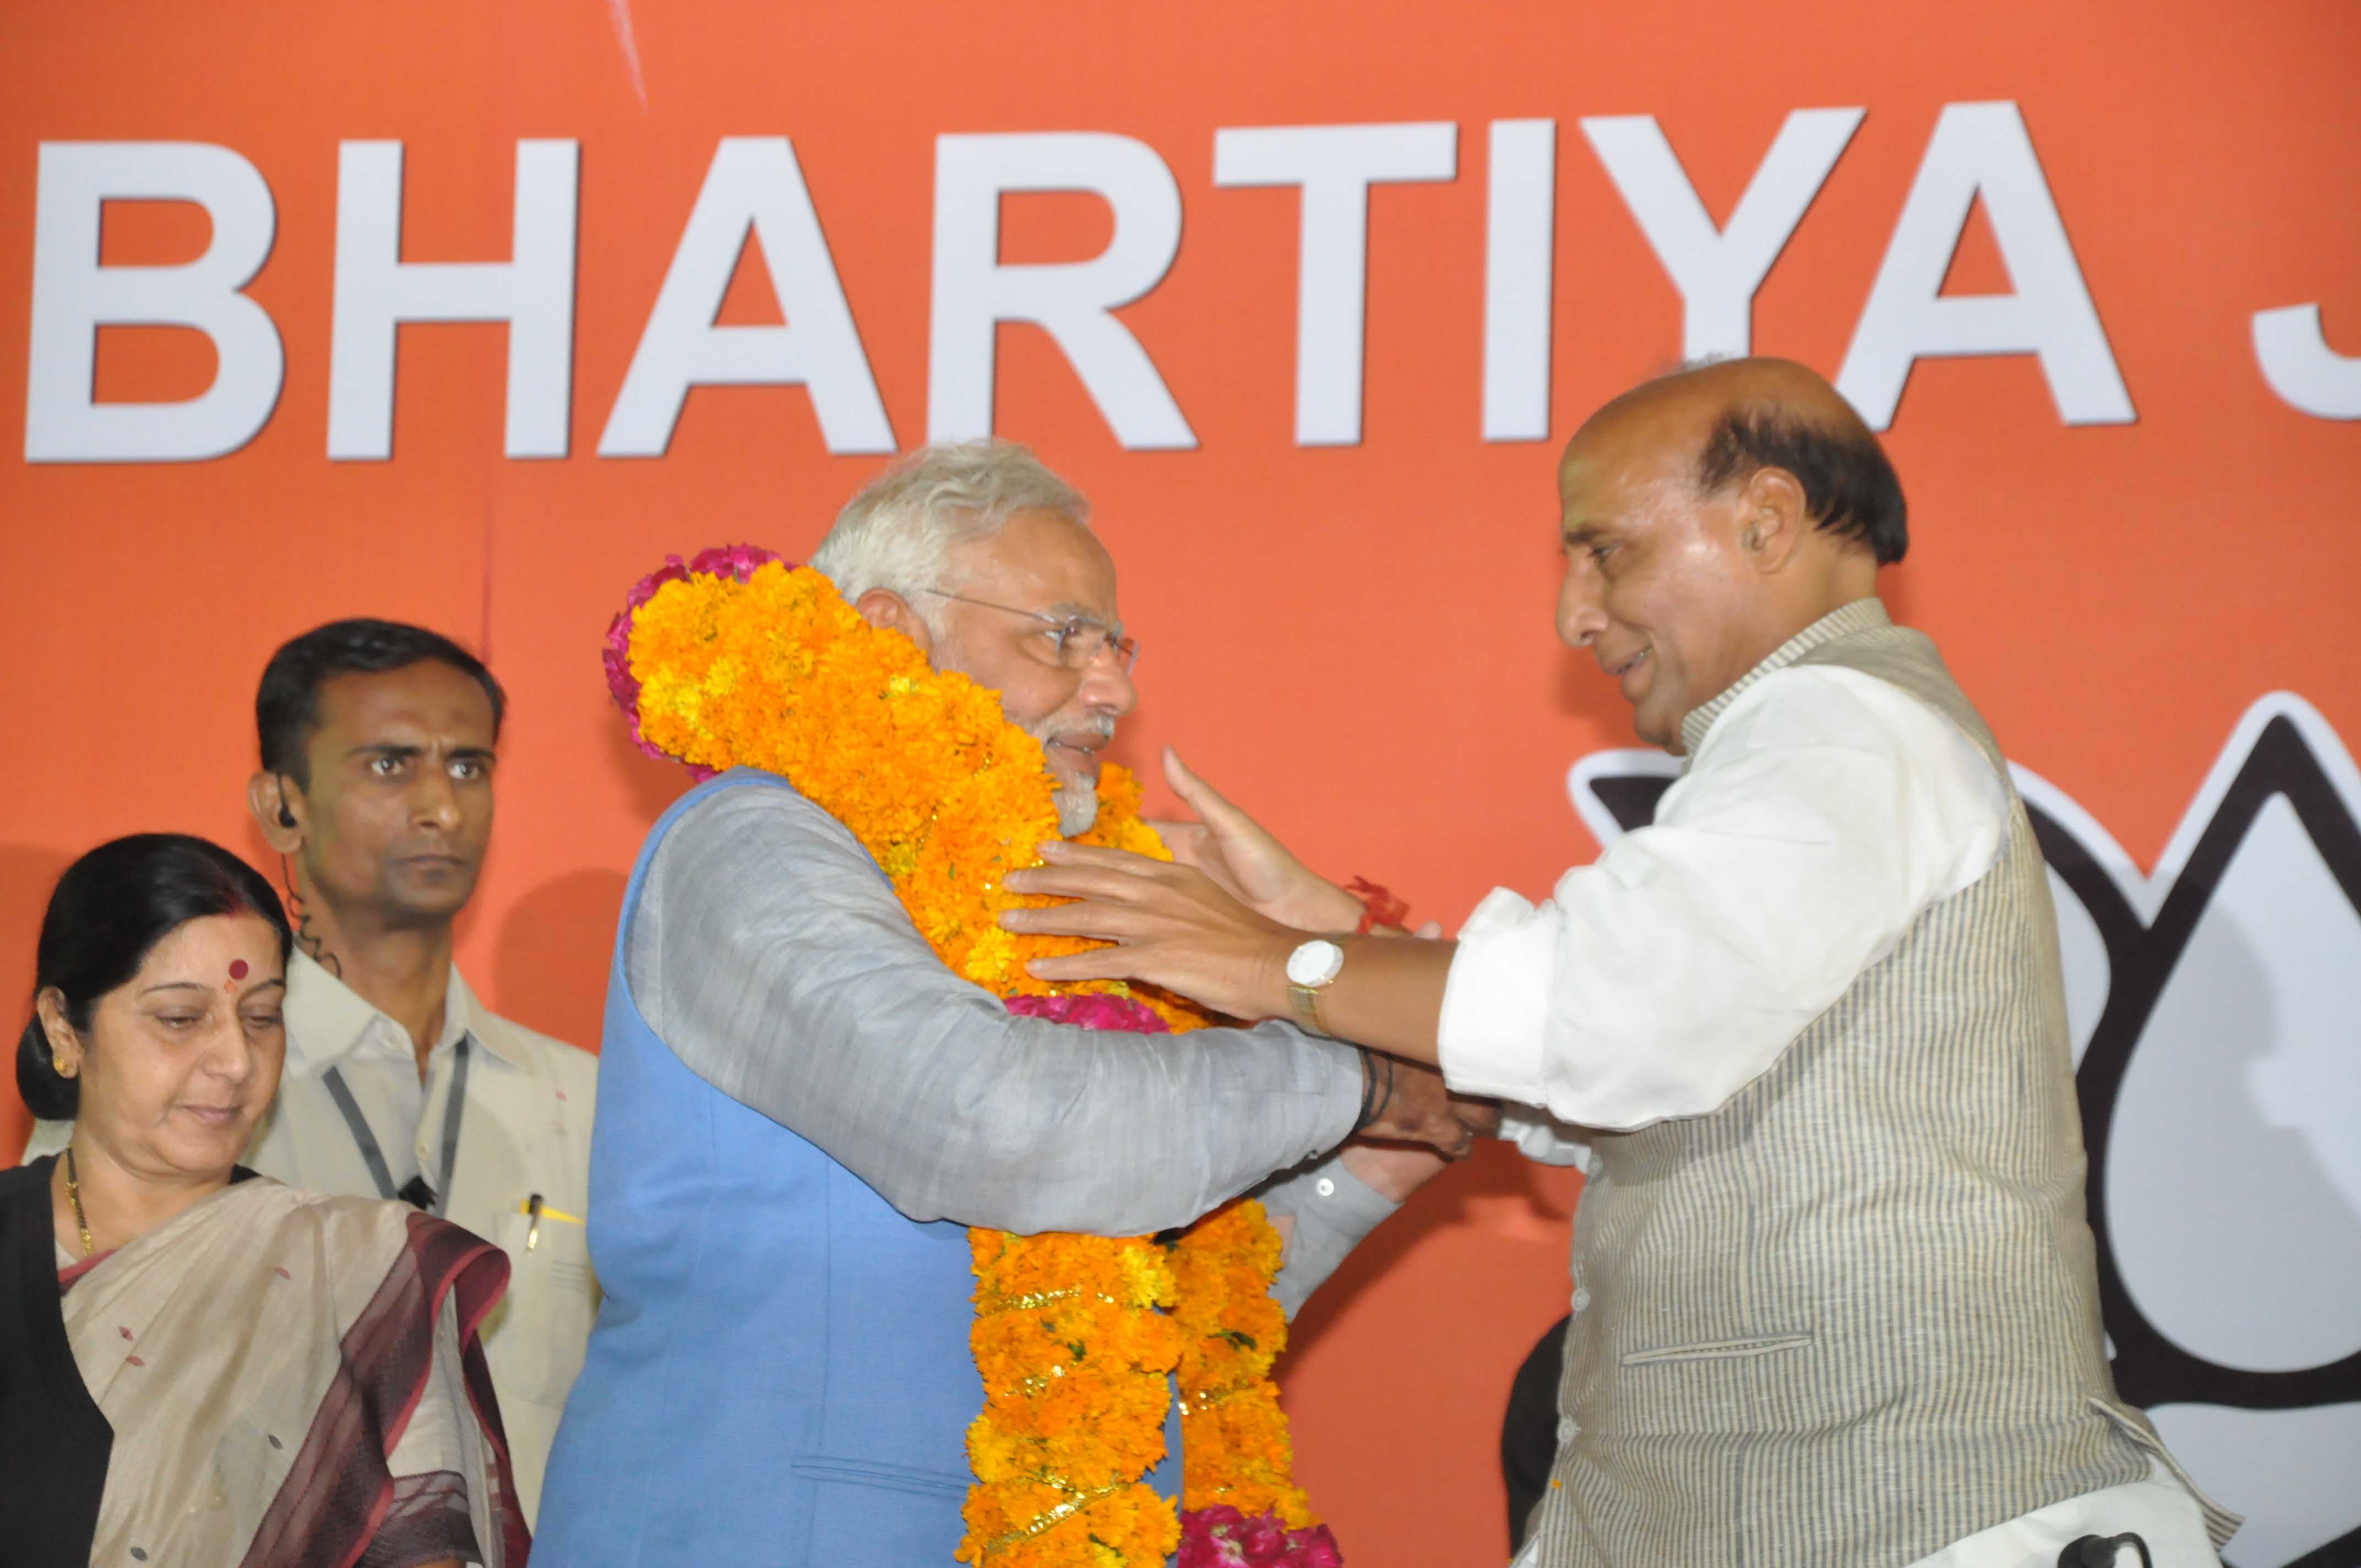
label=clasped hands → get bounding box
[1001,747,1499,1173]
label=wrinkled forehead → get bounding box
[951,509,1122,619]
[1559,398,1706,521]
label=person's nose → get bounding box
[410,765,463,832]
[1076,644,1138,719]
[1558,562,1608,649]
[203,1012,257,1086]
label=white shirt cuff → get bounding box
[1498,1104,1593,1169]
[1437,888,1562,1104]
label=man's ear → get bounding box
[249,771,305,855]
[1738,465,1810,573]
[854,589,935,658]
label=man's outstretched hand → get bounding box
[1147,748,1366,932]
[1003,839,1301,1021]
[1005,827,1460,1066]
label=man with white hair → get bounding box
[533,440,1490,1568]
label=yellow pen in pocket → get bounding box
[520,1193,587,1252]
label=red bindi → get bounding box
[229,959,249,981]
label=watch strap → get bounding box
[1288,978,1331,1036]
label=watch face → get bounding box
[1286,938,1345,987]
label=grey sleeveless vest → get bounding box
[1521,600,2234,1566]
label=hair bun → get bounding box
[15,1015,77,1122]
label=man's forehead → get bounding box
[314,664,494,740]
[1560,402,1703,507]
[959,510,1120,614]
[1556,441,1647,519]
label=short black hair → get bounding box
[257,619,507,785]
[1694,404,1908,565]
[17,834,291,1121]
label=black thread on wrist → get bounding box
[1352,1051,1395,1137]
[1352,1049,1380,1134]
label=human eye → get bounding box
[449,756,489,781]
[368,753,405,778]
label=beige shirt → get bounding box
[25,950,599,1527]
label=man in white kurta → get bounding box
[1002,358,2238,1566]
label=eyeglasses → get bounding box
[912,589,1142,673]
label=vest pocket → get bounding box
[1619,1331,1814,1366]
[1603,1331,1820,1439]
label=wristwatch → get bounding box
[1285,938,1346,1036]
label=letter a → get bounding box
[601,137,894,456]
[1837,102,2131,431]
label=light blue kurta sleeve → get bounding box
[623,781,1366,1239]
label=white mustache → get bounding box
[1037,714,1116,748]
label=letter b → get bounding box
[26,142,285,463]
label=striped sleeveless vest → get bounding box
[1522,600,2229,1566]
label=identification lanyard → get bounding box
[319,1034,472,1215]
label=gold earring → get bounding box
[52,1052,73,1078]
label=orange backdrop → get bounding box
[4,2,2357,1560]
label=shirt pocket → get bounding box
[483,1205,599,1408]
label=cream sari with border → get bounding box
[62,1175,525,1568]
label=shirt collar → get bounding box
[1678,596,1891,759]
[281,950,519,1073]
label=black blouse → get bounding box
[0,1155,112,1568]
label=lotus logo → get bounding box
[1567,694,2361,1568]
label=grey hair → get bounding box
[810,439,1091,606]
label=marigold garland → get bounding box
[608,547,1332,1566]
[1170,1202,1314,1527]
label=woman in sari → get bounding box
[1,833,527,1568]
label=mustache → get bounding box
[1035,714,1117,744]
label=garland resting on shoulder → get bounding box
[606,546,1340,1568]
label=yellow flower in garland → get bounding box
[609,546,1326,1566]
[963,1230,1184,1567]
[1171,1200,1316,1527]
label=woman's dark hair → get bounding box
[17,834,292,1121]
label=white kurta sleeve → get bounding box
[1439,666,2010,1131]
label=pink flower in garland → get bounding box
[1179,1506,1342,1568]
[1002,991,1172,1034]
[604,543,788,777]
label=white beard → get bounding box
[1036,714,1115,836]
[1052,772,1100,837]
